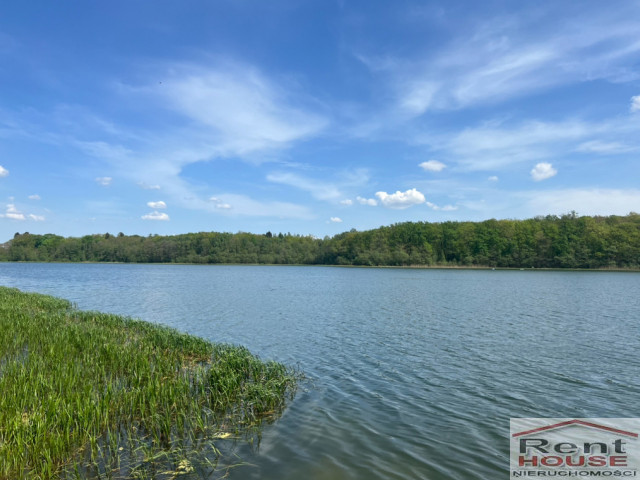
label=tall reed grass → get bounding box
[0,287,300,479]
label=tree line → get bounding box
[2,212,639,269]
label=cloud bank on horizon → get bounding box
[1,1,639,238]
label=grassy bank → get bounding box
[0,287,300,479]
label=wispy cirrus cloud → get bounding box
[140,62,328,158]
[575,140,638,155]
[369,5,640,115]
[420,114,640,171]
[77,141,133,162]
[21,60,330,222]
[448,119,589,169]
[267,172,342,201]
[114,62,327,219]
[267,169,370,203]
[350,8,640,179]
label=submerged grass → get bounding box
[0,287,301,479]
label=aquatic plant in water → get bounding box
[0,287,301,479]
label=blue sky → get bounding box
[1,0,640,239]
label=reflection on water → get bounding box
[1,263,639,479]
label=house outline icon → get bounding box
[512,419,638,439]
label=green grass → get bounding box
[0,287,301,479]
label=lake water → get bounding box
[1,263,639,479]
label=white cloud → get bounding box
[441,205,459,211]
[28,214,45,221]
[631,95,640,112]
[530,162,557,181]
[375,188,426,209]
[95,176,112,186]
[28,194,41,200]
[147,201,167,209]
[357,196,378,206]
[426,201,459,211]
[419,160,446,172]
[2,204,25,220]
[330,217,343,223]
[488,176,499,182]
[0,165,8,177]
[209,197,232,209]
[141,211,169,221]
[340,199,353,206]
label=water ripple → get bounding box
[1,264,639,479]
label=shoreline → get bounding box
[1,260,639,273]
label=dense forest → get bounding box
[2,212,640,269]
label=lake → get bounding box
[1,263,639,479]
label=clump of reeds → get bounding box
[0,287,301,479]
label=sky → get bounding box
[1,0,640,240]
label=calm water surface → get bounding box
[1,264,639,479]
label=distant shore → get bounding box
[3,213,639,269]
